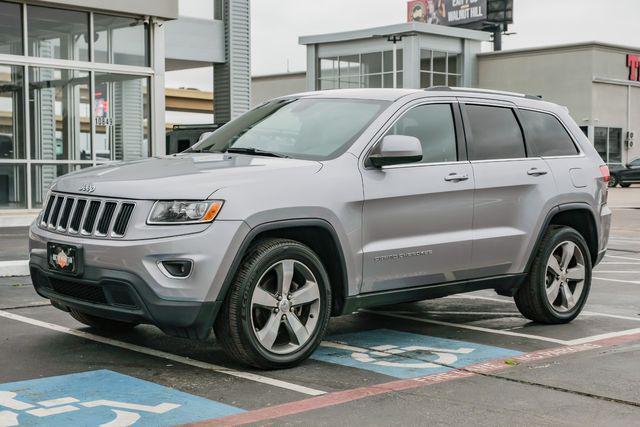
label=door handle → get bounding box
[527,168,548,176]
[444,173,469,182]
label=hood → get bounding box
[52,154,323,200]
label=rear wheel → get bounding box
[69,309,138,331]
[608,175,618,187]
[515,226,592,324]
[215,238,331,369]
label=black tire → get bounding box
[621,183,632,188]
[69,309,138,331]
[214,238,332,369]
[608,175,618,187]
[515,226,592,324]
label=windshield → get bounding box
[188,98,389,160]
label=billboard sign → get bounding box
[408,0,487,26]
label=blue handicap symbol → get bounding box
[0,369,243,426]
[312,329,521,379]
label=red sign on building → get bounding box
[628,54,640,82]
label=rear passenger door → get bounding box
[461,102,557,277]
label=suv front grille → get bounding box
[40,193,136,239]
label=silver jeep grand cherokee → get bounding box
[29,88,612,369]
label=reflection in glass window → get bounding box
[0,163,26,209]
[0,65,25,159]
[29,68,91,162]
[27,5,89,61]
[94,14,149,67]
[29,163,93,207]
[385,104,457,164]
[94,73,150,162]
[0,1,23,55]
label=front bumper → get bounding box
[29,220,250,338]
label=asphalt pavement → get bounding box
[0,188,639,426]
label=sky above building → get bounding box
[251,0,640,75]
[166,0,640,103]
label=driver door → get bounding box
[360,101,475,293]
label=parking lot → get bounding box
[1,188,639,426]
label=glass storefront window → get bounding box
[0,163,26,209]
[0,6,155,210]
[30,163,92,208]
[318,51,403,90]
[94,73,150,162]
[0,65,25,159]
[0,1,23,55]
[94,14,149,67]
[29,68,91,161]
[27,5,89,61]
[420,50,462,88]
[594,126,623,165]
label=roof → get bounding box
[299,22,491,45]
[479,41,640,58]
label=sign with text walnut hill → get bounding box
[407,0,487,26]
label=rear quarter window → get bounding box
[519,110,579,157]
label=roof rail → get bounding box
[425,86,543,100]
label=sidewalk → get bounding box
[0,213,35,277]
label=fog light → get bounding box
[159,260,193,278]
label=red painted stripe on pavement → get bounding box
[192,331,640,427]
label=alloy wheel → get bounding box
[545,241,586,313]
[250,259,321,355]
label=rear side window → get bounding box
[520,110,579,157]
[465,105,526,161]
[384,104,457,164]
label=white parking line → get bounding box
[592,270,640,273]
[364,309,640,346]
[605,255,640,262]
[451,294,640,322]
[360,309,568,345]
[0,310,326,396]
[601,262,640,265]
[593,277,640,285]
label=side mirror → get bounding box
[369,135,423,168]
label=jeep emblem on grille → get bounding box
[78,184,96,193]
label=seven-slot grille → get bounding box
[40,193,135,238]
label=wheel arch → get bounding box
[216,219,349,317]
[527,204,599,271]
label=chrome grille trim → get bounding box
[39,192,136,239]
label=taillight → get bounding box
[599,165,610,182]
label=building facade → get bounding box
[0,0,251,212]
[299,22,489,93]
[479,42,640,165]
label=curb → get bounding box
[0,261,29,277]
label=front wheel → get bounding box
[215,238,331,369]
[608,175,618,187]
[515,226,592,324]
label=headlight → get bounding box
[147,200,224,225]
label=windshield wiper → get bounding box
[226,147,290,158]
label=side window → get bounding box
[465,105,526,161]
[384,104,457,164]
[520,110,579,157]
